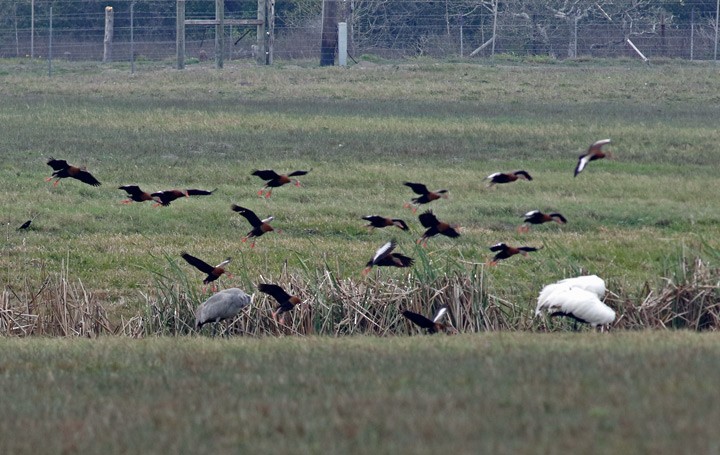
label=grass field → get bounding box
[1,57,719,334]
[1,58,720,452]
[2,333,720,454]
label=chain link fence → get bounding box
[0,0,718,67]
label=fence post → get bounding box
[215,0,224,68]
[257,0,266,64]
[104,6,114,63]
[31,0,35,58]
[690,8,695,61]
[321,0,338,66]
[47,6,52,76]
[266,0,275,65]
[177,0,185,69]
[130,2,135,74]
[715,0,719,61]
[338,22,347,66]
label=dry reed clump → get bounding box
[2,256,719,337]
[609,257,720,330]
[1,264,115,337]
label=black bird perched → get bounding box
[403,182,448,212]
[361,215,409,231]
[181,252,231,286]
[231,204,276,248]
[484,170,532,188]
[402,305,455,334]
[488,243,541,265]
[17,220,32,230]
[257,283,303,323]
[417,210,460,246]
[362,240,414,275]
[252,169,309,198]
[151,188,215,206]
[46,157,101,187]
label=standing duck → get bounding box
[403,182,448,212]
[488,243,541,265]
[252,169,309,198]
[417,210,460,246]
[484,170,532,188]
[361,215,409,231]
[46,158,101,187]
[231,204,276,247]
[519,210,567,233]
[257,283,303,323]
[362,240,414,275]
[575,139,612,176]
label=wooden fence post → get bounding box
[103,6,113,63]
[215,0,224,68]
[320,0,338,66]
[177,0,185,69]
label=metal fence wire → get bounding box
[0,0,718,65]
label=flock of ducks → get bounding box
[29,139,616,335]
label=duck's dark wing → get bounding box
[46,158,69,171]
[404,182,430,195]
[258,283,293,303]
[186,188,215,196]
[252,169,281,181]
[402,310,435,329]
[74,169,101,186]
[181,252,215,274]
[231,204,263,227]
[288,170,309,177]
[418,211,439,228]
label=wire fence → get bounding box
[0,0,718,68]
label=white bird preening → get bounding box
[195,288,252,336]
[535,275,615,330]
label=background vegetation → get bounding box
[1,57,719,336]
[2,0,719,60]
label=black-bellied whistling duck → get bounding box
[231,204,276,247]
[17,220,32,230]
[488,243,541,265]
[402,305,456,335]
[118,185,157,204]
[252,169,309,198]
[403,182,448,213]
[46,158,101,187]
[362,240,414,275]
[484,170,532,188]
[361,215,409,231]
[181,252,231,286]
[151,188,216,206]
[417,210,460,246]
[519,210,567,233]
[257,283,302,323]
[575,139,613,176]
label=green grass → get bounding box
[1,333,720,454]
[1,58,719,321]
